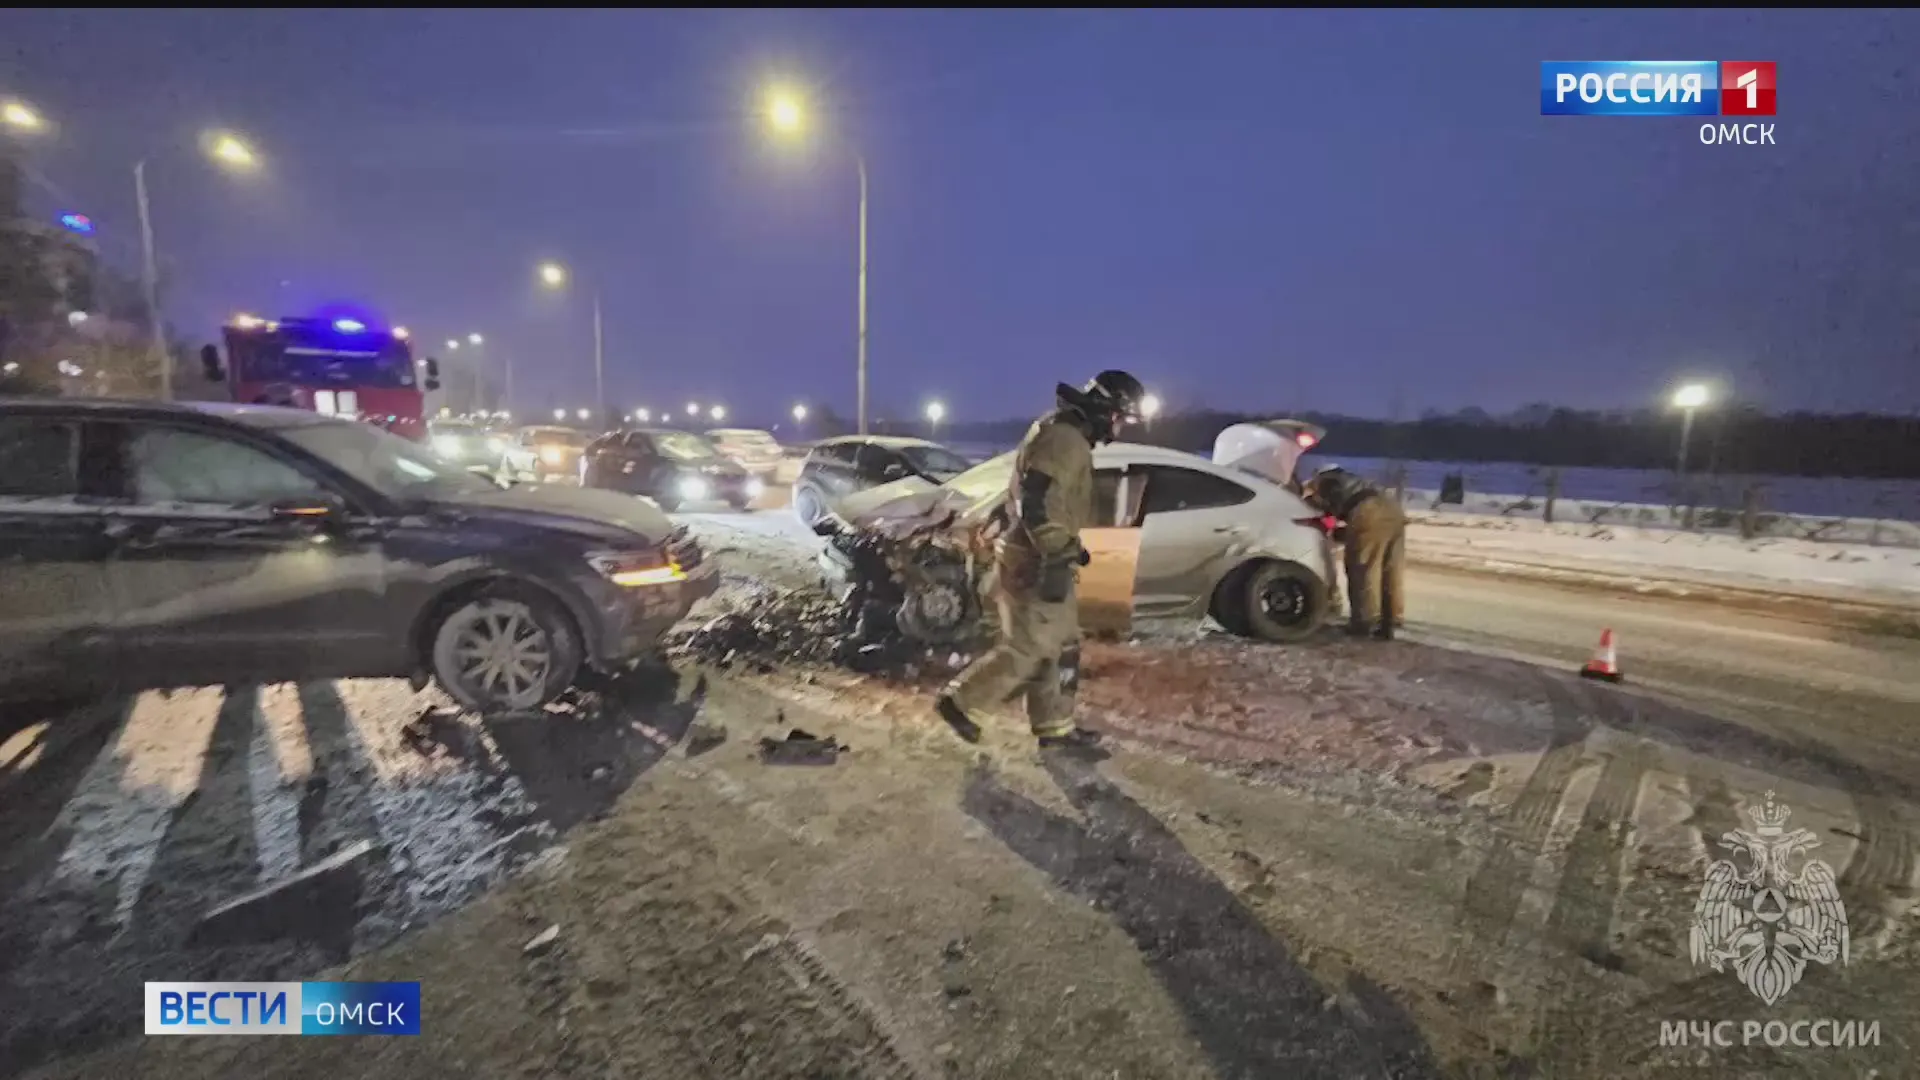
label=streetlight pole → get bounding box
[856,154,869,436]
[132,158,170,401]
[1676,405,1697,477]
[592,288,605,428]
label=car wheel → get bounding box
[1234,560,1326,643]
[429,585,583,715]
[792,483,825,526]
[727,497,751,512]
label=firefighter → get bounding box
[1305,465,1406,639]
[934,369,1148,751]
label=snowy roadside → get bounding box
[1407,513,1920,615]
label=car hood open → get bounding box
[430,484,675,543]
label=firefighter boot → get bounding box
[934,693,983,745]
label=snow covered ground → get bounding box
[1406,513,1920,607]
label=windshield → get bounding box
[903,444,972,477]
[524,428,586,447]
[655,431,718,460]
[234,339,418,389]
[280,419,497,499]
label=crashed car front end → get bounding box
[814,506,993,650]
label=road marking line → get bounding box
[246,690,307,886]
[44,688,223,930]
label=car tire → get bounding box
[429,584,583,715]
[727,497,751,512]
[792,483,825,527]
[1233,560,1326,644]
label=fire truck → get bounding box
[198,312,441,442]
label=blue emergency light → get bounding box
[58,212,94,235]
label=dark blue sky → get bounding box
[4,10,1916,424]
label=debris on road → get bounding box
[194,839,375,948]
[742,931,784,962]
[524,923,560,955]
[685,721,728,757]
[757,728,848,766]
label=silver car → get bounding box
[825,421,1338,642]
[705,427,785,477]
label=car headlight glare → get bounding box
[540,446,565,465]
[677,476,709,501]
[432,435,462,458]
[486,437,506,454]
[744,477,766,499]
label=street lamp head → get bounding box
[538,262,567,288]
[1140,394,1163,420]
[2,99,45,133]
[576,408,590,421]
[686,402,699,416]
[206,132,259,170]
[1672,383,1711,410]
[468,332,483,346]
[925,401,946,423]
[636,408,650,423]
[766,87,805,135]
[445,339,460,351]
[553,408,566,421]
[791,404,808,422]
[710,405,726,421]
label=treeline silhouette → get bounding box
[861,405,1920,480]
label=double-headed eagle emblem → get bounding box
[1689,790,1849,1005]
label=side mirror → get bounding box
[199,343,225,381]
[423,356,441,392]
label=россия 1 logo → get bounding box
[1540,61,1777,145]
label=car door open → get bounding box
[1076,466,1141,639]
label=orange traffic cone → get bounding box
[1580,628,1623,683]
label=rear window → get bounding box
[0,415,81,498]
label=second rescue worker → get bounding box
[934,370,1148,752]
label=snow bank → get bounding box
[1407,513,1920,605]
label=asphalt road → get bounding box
[1405,563,1920,780]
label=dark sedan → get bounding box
[581,428,764,512]
[0,398,717,713]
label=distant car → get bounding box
[704,428,784,478]
[581,428,762,512]
[428,420,508,469]
[791,435,973,527]
[0,398,717,713]
[501,425,590,484]
[822,422,1337,643]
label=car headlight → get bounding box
[432,435,462,458]
[744,477,765,499]
[540,446,565,465]
[676,476,709,501]
[587,549,687,588]
[486,437,505,454]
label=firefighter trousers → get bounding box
[945,583,1080,737]
[1344,496,1407,630]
